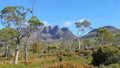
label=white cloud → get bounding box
[43,21,49,26]
[63,20,75,27]
[79,18,86,22]
[78,18,90,22]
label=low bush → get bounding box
[92,46,120,66]
[44,62,95,68]
[75,49,93,56]
[57,50,76,57]
[105,63,120,68]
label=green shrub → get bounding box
[75,49,93,56]
[33,42,40,53]
[105,63,120,68]
[57,50,76,57]
[92,46,120,66]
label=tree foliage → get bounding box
[114,32,120,46]
[92,46,120,66]
[0,28,16,58]
[28,16,44,29]
[96,28,114,46]
[0,28,16,41]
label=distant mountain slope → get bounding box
[83,26,120,38]
[28,25,76,43]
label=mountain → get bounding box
[25,25,120,43]
[82,26,120,38]
[28,25,76,43]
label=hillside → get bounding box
[82,25,120,38]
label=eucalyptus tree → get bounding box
[75,20,91,50]
[96,28,114,46]
[24,16,43,64]
[0,28,16,59]
[0,6,44,64]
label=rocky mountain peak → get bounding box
[29,25,76,42]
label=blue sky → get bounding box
[1,0,120,35]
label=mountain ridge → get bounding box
[28,25,76,43]
[26,25,120,43]
[82,25,120,38]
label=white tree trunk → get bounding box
[24,36,30,64]
[5,45,9,59]
[77,38,81,50]
[25,44,27,64]
[14,44,19,64]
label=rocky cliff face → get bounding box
[28,25,76,43]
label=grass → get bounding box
[44,61,95,68]
[0,49,116,68]
[63,55,92,64]
[0,53,93,68]
[0,64,27,68]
